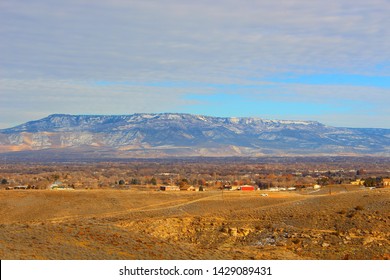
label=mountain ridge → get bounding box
[1,113,323,133]
[0,113,389,157]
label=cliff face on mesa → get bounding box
[0,113,389,157]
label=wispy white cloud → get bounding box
[0,0,389,128]
[0,78,198,127]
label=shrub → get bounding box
[355,205,364,211]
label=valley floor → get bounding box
[0,187,389,260]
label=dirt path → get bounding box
[44,193,223,224]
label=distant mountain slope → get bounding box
[0,113,389,157]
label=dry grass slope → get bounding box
[0,188,389,260]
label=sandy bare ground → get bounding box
[0,187,389,260]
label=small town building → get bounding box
[222,185,232,190]
[383,178,390,187]
[240,185,256,191]
[160,185,180,191]
[186,186,197,191]
[14,185,28,190]
[49,180,63,189]
[49,181,74,190]
[180,186,197,191]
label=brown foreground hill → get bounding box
[0,187,389,260]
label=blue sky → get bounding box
[1,0,389,128]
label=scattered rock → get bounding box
[238,228,251,236]
[229,228,238,237]
[292,239,301,245]
[363,236,375,246]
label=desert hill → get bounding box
[1,188,389,259]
